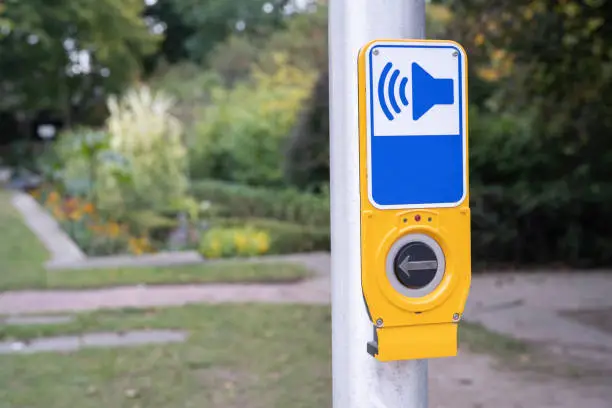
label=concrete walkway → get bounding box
[0,279,330,314]
[429,346,612,408]
[0,253,331,314]
[466,272,612,374]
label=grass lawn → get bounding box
[458,321,530,358]
[46,262,312,289]
[0,190,312,291]
[0,190,49,290]
[0,303,540,408]
[0,304,333,408]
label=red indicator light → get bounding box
[414,215,421,222]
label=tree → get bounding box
[283,69,329,190]
[447,0,612,182]
[444,1,612,266]
[0,0,159,132]
[146,0,291,67]
[207,3,328,86]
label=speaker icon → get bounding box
[411,63,454,121]
[376,61,455,122]
[377,62,409,121]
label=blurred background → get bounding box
[0,0,611,407]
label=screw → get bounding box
[375,318,384,327]
[452,51,458,57]
[453,313,461,321]
[373,49,379,56]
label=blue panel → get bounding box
[368,44,465,207]
[370,135,464,206]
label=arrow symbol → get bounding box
[399,257,438,274]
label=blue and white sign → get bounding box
[364,40,468,209]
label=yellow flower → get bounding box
[138,236,153,252]
[234,232,248,252]
[82,202,95,215]
[254,232,270,254]
[203,239,222,259]
[69,210,83,221]
[128,237,143,255]
[107,222,121,238]
[474,33,485,46]
[477,67,500,82]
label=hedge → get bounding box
[471,183,612,268]
[190,179,329,226]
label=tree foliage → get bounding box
[447,0,612,188]
[190,54,316,187]
[207,4,327,86]
[147,0,291,66]
[283,69,329,190]
[0,0,158,125]
[446,0,612,266]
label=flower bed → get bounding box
[29,183,329,259]
[31,187,157,256]
[28,185,279,259]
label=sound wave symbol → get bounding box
[378,62,409,121]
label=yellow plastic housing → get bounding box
[358,39,472,361]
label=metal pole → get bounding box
[329,1,427,407]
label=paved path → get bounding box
[0,278,329,314]
[0,253,331,314]
[466,272,612,374]
[430,347,612,408]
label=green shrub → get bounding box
[149,62,221,128]
[190,180,329,226]
[283,70,330,190]
[468,107,612,268]
[48,86,189,218]
[100,85,189,214]
[123,210,177,241]
[46,128,123,203]
[211,217,330,255]
[199,227,270,259]
[189,53,316,186]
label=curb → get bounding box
[46,251,204,270]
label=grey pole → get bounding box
[329,0,428,407]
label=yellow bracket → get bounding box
[368,323,458,361]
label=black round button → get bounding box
[393,242,439,289]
